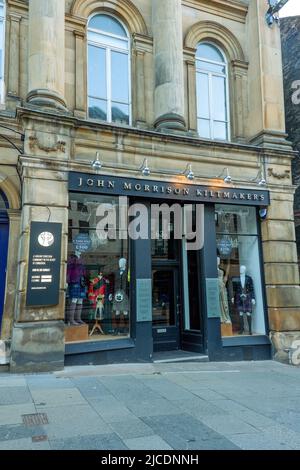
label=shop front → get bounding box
[63,171,271,365]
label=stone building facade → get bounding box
[281,16,300,265]
[0,0,299,372]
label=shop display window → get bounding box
[66,194,130,344]
[215,205,266,337]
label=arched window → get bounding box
[87,14,131,124]
[196,43,230,141]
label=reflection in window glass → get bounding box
[89,14,127,37]
[215,205,265,338]
[87,14,131,124]
[197,43,224,62]
[152,270,175,327]
[88,46,106,99]
[111,51,129,103]
[197,73,209,119]
[196,42,229,140]
[88,97,107,121]
[66,194,130,344]
[111,103,129,124]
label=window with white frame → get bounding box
[0,1,5,103]
[87,14,131,125]
[196,43,230,141]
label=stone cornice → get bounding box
[182,0,248,24]
[15,106,296,161]
[6,0,28,15]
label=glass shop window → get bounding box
[215,205,266,337]
[66,193,130,344]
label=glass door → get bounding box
[152,267,180,351]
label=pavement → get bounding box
[0,360,300,450]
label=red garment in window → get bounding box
[88,276,107,308]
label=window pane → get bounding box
[66,194,130,343]
[196,43,225,63]
[196,72,209,119]
[212,75,226,121]
[198,118,211,139]
[111,51,129,103]
[89,14,127,37]
[88,31,128,51]
[112,103,129,124]
[88,45,106,99]
[197,60,225,74]
[215,205,265,338]
[216,205,258,236]
[187,249,201,330]
[217,237,265,337]
[213,121,227,140]
[152,270,175,327]
[88,98,107,121]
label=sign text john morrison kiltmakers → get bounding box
[69,172,270,206]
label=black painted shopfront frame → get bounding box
[65,172,271,365]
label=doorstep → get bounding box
[152,350,209,363]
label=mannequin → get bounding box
[217,257,231,324]
[66,254,87,326]
[113,258,129,334]
[230,265,255,334]
[88,271,108,335]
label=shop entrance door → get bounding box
[0,212,9,334]
[152,267,181,351]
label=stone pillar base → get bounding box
[154,113,186,132]
[10,321,65,373]
[249,130,292,150]
[27,89,67,112]
[270,331,300,365]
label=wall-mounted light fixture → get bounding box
[91,152,102,171]
[217,167,232,184]
[266,0,289,27]
[183,164,194,181]
[140,158,151,177]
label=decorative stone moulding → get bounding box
[267,168,290,179]
[29,136,66,154]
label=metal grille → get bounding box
[22,413,49,426]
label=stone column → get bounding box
[246,0,287,148]
[184,48,197,134]
[232,60,248,142]
[74,30,86,118]
[152,0,186,131]
[1,210,21,341]
[27,0,67,111]
[7,13,21,98]
[262,188,300,364]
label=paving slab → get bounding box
[0,438,51,450]
[200,414,260,436]
[31,388,86,407]
[228,432,293,450]
[0,387,32,406]
[50,433,127,450]
[109,418,155,440]
[0,404,36,426]
[124,435,173,451]
[0,424,45,442]
[37,405,112,440]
